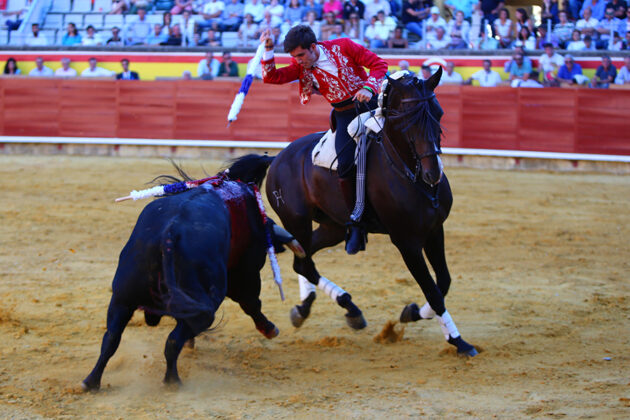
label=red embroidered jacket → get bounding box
[261,38,388,105]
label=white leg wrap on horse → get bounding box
[298,275,317,301]
[437,311,460,340]
[317,277,346,301]
[420,302,436,319]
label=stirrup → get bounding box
[345,222,366,255]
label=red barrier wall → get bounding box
[1,78,629,156]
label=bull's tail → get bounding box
[225,154,275,187]
[159,230,216,329]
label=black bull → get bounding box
[83,157,285,390]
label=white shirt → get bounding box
[615,66,630,84]
[365,0,390,19]
[576,17,599,31]
[197,58,221,78]
[82,35,101,46]
[25,34,48,46]
[204,1,225,16]
[55,67,78,77]
[439,70,463,85]
[244,2,265,22]
[81,67,115,77]
[470,69,502,87]
[29,66,54,77]
[538,52,564,72]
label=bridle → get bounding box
[377,76,443,193]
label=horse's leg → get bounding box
[82,298,135,391]
[400,225,450,323]
[392,237,477,356]
[290,222,367,330]
[163,317,206,385]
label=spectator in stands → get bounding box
[514,7,534,33]
[171,0,194,15]
[614,55,630,83]
[3,57,21,75]
[343,0,365,20]
[468,1,483,46]
[201,0,226,30]
[82,25,102,46]
[542,0,559,24]
[181,9,200,46]
[566,29,585,50]
[553,10,575,48]
[320,12,339,40]
[238,13,260,47]
[29,57,53,77]
[265,0,285,26]
[439,61,464,85]
[25,23,48,46]
[182,70,193,80]
[388,26,409,48]
[511,70,543,87]
[597,6,622,48]
[323,0,344,19]
[284,0,304,24]
[444,0,475,20]
[304,11,322,39]
[465,59,503,86]
[258,11,278,34]
[365,0,391,21]
[593,55,617,88]
[161,12,173,36]
[147,23,169,44]
[199,28,222,46]
[81,57,115,78]
[426,26,451,49]
[129,0,154,14]
[583,34,598,49]
[447,10,470,49]
[420,64,432,80]
[223,0,245,31]
[503,46,531,72]
[515,26,536,50]
[110,0,129,14]
[106,27,125,46]
[557,54,584,85]
[475,27,499,49]
[493,8,514,48]
[508,53,532,82]
[126,7,152,45]
[480,0,505,34]
[425,6,448,43]
[535,25,559,49]
[610,30,624,48]
[364,12,393,47]
[244,0,265,23]
[577,7,600,39]
[398,60,414,76]
[327,23,347,39]
[116,58,140,80]
[62,23,82,46]
[218,51,239,77]
[538,43,564,82]
[402,0,429,40]
[197,51,220,79]
[619,8,629,36]
[161,23,184,45]
[581,0,606,20]
[624,30,630,48]
[54,58,77,78]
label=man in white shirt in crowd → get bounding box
[465,59,503,87]
[197,51,221,79]
[81,57,115,78]
[126,7,152,45]
[201,0,225,29]
[614,56,630,84]
[29,57,54,77]
[425,6,447,42]
[538,42,565,80]
[82,25,103,46]
[364,0,391,23]
[439,61,463,85]
[54,58,77,77]
[25,23,48,46]
[244,0,265,23]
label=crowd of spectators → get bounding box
[5,0,630,51]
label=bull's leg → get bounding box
[290,222,366,329]
[82,299,135,391]
[163,319,200,385]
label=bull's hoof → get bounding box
[290,305,306,328]
[448,335,478,357]
[81,378,100,392]
[163,375,182,387]
[399,303,421,323]
[263,325,279,339]
[345,312,367,330]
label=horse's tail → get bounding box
[225,154,275,187]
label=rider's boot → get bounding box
[338,177,366,255]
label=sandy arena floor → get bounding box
[0,155,629,419]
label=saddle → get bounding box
[311,108,385,171]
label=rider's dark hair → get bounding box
[283,25,317,53]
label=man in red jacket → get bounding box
[260,25,388,254]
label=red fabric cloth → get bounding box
[261,38,388,105]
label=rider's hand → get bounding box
[259,29,274,50]
[353,88,373,103]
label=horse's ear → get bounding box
[426,66,442,91]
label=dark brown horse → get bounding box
[262,68,477,356]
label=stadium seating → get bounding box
[64,14,85,29]
[93,0,112,13]
[44,13,64,30]
[84,14,104,30]
[71,0,93,13]
[50,0,71,13]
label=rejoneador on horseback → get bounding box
[260,25,388,255]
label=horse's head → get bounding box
[382,68,444,186]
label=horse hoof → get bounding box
[264,325,279,339]
[345,313,367,330]
[399,303,421,323]
[81,379,99,392]
[290,306,306,328]
[163,376,182,387]
[448,335,478,357]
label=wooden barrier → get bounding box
[1,78,629,156]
